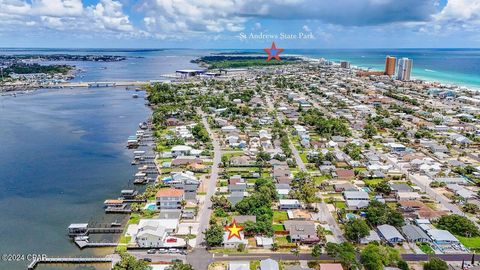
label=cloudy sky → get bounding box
[0,0,479,48]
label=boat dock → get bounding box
[68,223,124,237]
[75,240,119,249]
[28,257,113,270]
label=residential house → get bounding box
[377,224,405,244]
[260,259,279,270]
[223,232,248,249]
[343,191,370,210]
[401,224,431,243]
[279,199,302,210]
[156,188,184,210]
[283,220,320,244]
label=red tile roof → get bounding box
[156,188,184,198]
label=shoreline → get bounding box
[299,55,480,92]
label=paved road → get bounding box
[194,109,222,248]
[383,154,480,228]
[265,95,344,243]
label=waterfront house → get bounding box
[134,219,185,248]
[156,188,184,210]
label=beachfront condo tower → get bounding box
[385,56,396,76]
[397,57,413,81]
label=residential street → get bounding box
[194,109,222,248]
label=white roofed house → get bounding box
[134,219,185,248]
[221,125,238,133]
[260,259,279,270]
[223,232,248,249]
[377,224,405,245]
[171,145,193,157]
[343,191,370,210]
[427,229,460,245]
[279,199,301,210]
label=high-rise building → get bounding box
[340,61,351,69]
[384,56,396,76]
[397,58,413,81]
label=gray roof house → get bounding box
[283,220,319,243]
[401,224,431,243]
[260,259,279,270]
[389,183,413,192]
[377,224,405,244]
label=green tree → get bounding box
[221,155,230,167]
[204,224,224,247]
[360,245,384,270]
[360,244,401,270]
[312,244,323,258]
[398,260,409,270]
[423,258,448,270]
[345,219,370,243]
[166,262,194,270]
[325,242,359,270]
[113,252,152,270]
[463,203,479,214]
[436,214,479,237]
[366,201,404,227]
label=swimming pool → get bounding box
[144,203,156,211]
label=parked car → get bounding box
[143,258,152,262]
[147,249,156,254]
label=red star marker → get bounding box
[264,42,283,62]
[225,219,244,240]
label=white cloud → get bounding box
[0,0,136,36]
[413,0,480,34]
[32,0,83,16]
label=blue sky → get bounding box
[0,0,479,48]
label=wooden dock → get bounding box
[28,257,112,269]
[75,240,119,249]
[86,227,123,234]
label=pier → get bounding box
[28,257,113,270]
[75,240,119,249]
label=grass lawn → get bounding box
[128,213,140,224]
[363,178,385,186]
[274,236,291,245]
[299,153,308,163]
[119,235,131,244]
[417,242,434,254]
[272,224,285,231]
[314,175,330,185]
[250,261,260,270]
[227,166,259,172]
[456,235,480,250]
[273,211,289,222]
[334,201,346,210]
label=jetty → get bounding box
[28,257,113,270]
